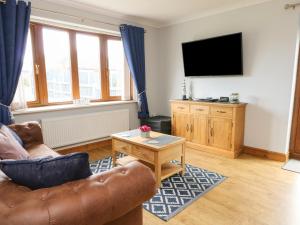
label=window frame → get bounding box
[25,22,131,108]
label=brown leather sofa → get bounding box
[0,122,156,225]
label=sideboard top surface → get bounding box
[170,100,247,108]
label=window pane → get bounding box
[20,31,36,102]
[43,28,72,102]
[107,39,124,97]
[76,33,101,99]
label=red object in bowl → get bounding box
[139,125,151,132]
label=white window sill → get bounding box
[12,100,138,115]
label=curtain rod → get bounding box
[32,6,147,33]
[285,3,300,10]
[0,1,118,27]
[0,1,147,32]
[33,7,119,28]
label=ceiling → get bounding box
[44,0,273,27]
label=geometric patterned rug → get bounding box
[90,156,226,221]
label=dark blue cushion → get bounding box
[0,152,92,190]
[0,123,24,147]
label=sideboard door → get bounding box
[190,114,208,145]
[209,117,232,150]
[172,112,190,140]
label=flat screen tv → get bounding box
[182,33,243,76]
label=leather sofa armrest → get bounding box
[85,162,157,224]
[0,162,156,225]
[8,121,43,148]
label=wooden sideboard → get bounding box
[170,100,247,158]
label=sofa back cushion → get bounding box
[9,122,43,148]
[0,124,29,160]
[0,152,92,190]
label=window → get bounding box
[17,23,131,107]
[20,31,36,102]
[107,39,125,97]
[76,33,101,100]
[43,28,72,102]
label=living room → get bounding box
[1,0,300,224]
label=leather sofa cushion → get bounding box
[9,121,43,148]
[0,152,92,190]
[27,144,60,158]
[0,124,29,160]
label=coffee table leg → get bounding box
[180,143,186,176]
[112,139,117,167]
[155,152,161,188]
[112,152,117,167]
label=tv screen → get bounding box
[182,33,243,76]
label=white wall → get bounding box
[156,0,300,153]
[14,0,161,128]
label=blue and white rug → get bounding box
[90,156,226,221]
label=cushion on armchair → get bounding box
[0,123,24,146]
[0,124,29,160]
[0,152,92,190]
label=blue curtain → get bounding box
[120,24,149,119]
[0,0,31,125]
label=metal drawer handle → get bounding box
[216,110,226,113]
[177,106,185,110]
[186,124,189,132]
[196,108,204,111]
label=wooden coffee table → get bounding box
[111,130,186,188]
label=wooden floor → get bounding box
[62,146,300,225]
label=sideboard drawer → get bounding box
[210,107,233,118]
[172,103,189,113]
[190,105,209,114]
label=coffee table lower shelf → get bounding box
[117,156,183,182]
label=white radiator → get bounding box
[41,109,129,148]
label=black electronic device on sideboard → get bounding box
[194,95,236,103]
[197,98,219,102]
[219,97,230,102]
